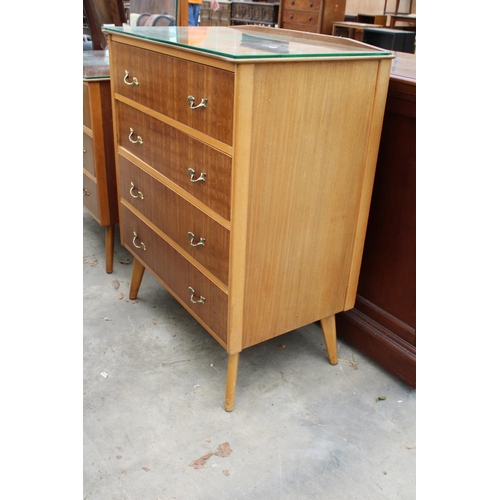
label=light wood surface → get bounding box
[224,353,239,412]
[129,256,145,300]
[320,315,338,365]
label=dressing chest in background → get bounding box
[83,51,119,273]
[103,25,393,410]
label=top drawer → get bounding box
[110,41,235,146]
[281,0,320,10]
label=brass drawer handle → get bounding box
[308,16,312,20]
[187,95,208,110]
[83,188,90,196]
[130,182,144,200]
[188,286,205,304]
[124,70,139,86]
[83,147,86,153]
[289,14,294,18]
[187,168,206,183]
[128,127,143,145]
[132,231,146,250]
[188,231,205,247]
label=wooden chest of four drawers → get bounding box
[104,25,393,410]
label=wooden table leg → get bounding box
[224,352,240,412]
[105,224,115,274]
[129,258,145,300]
[320,314,338,365]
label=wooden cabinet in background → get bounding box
[279,0,345,35]
[83,51,119,273]
[337,51,416,389]
[104,25,392,410]
[231,1,279,26]
[200,0,232,26]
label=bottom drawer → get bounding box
[83,173,99,221]
[281,22,318,33]
[120,204,228,345]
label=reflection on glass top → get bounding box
[83,50,110,79]
[102,26,392,60]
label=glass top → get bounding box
[83,50,110,79]
[102,26,392,60]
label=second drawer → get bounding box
[116,101,232,220]
[119,155,230,285]
[282,9,319,25]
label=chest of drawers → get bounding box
[83,51,119,273]
[278,0,345,34]
[104,25,392,410]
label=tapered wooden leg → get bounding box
[320,314,338,365]
[129,258,145,300]
[224,353,240,412]
[105,225,115,274]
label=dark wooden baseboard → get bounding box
[337,297,416,389]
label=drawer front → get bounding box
[281,0,320,10]
[110,41,235,146]
[119,156,230,284]
[281,22,319,32]
[83,83,91,129]
[83,174,99,219]
[116,101,232,220]
[83,133,95,176]
[120,204,228,344]
[282,9,319,25]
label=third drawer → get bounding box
[118,155,230,286]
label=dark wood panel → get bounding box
[89,80,119,227]
[337,52,416,388]
[120,205,228,344]
[118,156,230,284]
[336,308,416,388]
[116,101,232,220]
[110,41,235,145]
